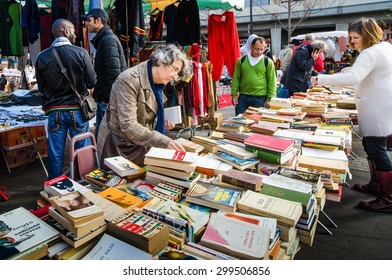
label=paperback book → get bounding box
[83,168,127,189]
[104,156,145,177]
[44,175,87,197]
[200,213,271,259]
[0,207,59,260]
[184,183,242,212]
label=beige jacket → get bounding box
[97,61,171,159]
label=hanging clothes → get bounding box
[175,0,200,46]
[0,0,23,56]
[164,3,177,44]
[22,0,40,45]
[115,0,146,58]
[147,9,164,42]
[208,11,241,81]
[39,10,53,50]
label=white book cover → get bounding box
[145,147,198,163]
[273,129,311,141]
[216,211,277,240]
[0,207,59,260]
[200,213,271,259]
[164,106,182,124]
[216,144,257,159]
[303,134,342,146]
[263,173,313,194]
[104,156,143,177]
[301,147,348,162]
[82,233,152,260]
[44,175,87,197]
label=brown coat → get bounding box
[97,61,171,165]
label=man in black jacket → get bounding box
[35,19,96,179]
[82,8,127,139]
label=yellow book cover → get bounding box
[98,187,142,210]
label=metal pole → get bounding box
[249,0,253,35]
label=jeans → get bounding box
[94,101,108,140]
[362,136,392,172]
[235,94,267,116]
[47,110,90,179]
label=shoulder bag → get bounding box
[52,47,97,122]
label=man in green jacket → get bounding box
[231,37,276,115]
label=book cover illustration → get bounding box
[84,169,127,188]
[0,207,59,260]
[44,175,86,196]
[104,156,144,177]
[50,191,103,219]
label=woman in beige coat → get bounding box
[97,45,193,167]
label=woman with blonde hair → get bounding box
[312,18,392,212]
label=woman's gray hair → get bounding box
[150,44,193,82]
[311,39,326,50]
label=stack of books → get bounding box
[269,97,293,110]
[142,199,210,243]
[108,211,169,255]
[191,136,219,153]
[215,122,244,133]
[244,133,295,165]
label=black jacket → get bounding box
[35,44,96,112]
[91,25,127,103]
[281,44,315,93]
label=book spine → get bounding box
[245,147,282,164]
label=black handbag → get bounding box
[52,47,97,121]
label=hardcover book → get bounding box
[184,183,242,212]
[0,207,59,260]
[44,175,87,197]
[219,169,263,192]
[237,190,303,227]
[244,134,294,153]
[50,191,105,221]
[103,156,145,177]
[83,168,127,189]
[199,212,271,259]
[82,233,152,260]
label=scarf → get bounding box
[51,37,72,47]
[147,61,166,134]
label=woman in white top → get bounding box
[311,18,392,212]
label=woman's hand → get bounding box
[167,139,186,151]
[165,119,176,131]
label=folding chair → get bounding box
[69,132,100,180]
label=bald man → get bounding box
[35,19,96,179]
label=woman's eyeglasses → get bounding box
[169,64,181,80]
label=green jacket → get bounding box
[231,55,277,100]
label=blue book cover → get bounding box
[215,151,259,166]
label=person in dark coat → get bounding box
[280,40,322,97]
[35,19,96,179]
[82,8,127,139]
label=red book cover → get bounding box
[244,134,294,153]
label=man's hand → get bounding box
[264,100,270,108]
[165,119,175,131]
[232,97,238,106]
[167,139,186,151]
